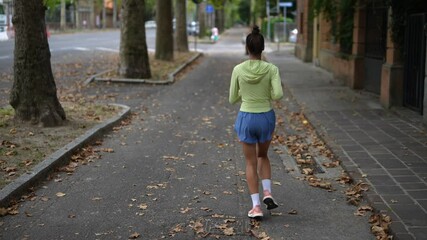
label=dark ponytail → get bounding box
[246,25,265,55]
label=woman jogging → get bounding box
[229,26,283,218]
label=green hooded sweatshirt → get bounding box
[229,60,283,113]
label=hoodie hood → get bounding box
[239,60,271,84]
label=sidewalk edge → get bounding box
[85,52,203,85]
[0,103,131,208]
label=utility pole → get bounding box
[266,0,270,40]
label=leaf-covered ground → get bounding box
[0,51,198,189]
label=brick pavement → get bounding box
[267,48,427,240]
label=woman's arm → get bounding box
[229,69,241,104]
[271,66,283,100]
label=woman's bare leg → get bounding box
[242,142,258,194]
[257,140,271,180]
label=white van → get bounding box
[0,3,6,33]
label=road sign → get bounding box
[206,4,214,14]
[279,2,293,7]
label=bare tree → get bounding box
[119,0,151,78]
[198,1,206,38]
[155,0,173,60]
[175,0,188,52]
[60,0,66,30]
[10,0,65,127]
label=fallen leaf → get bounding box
[9,128,17,134]
[102,148,114,153]
[138,204,148,210]
[56,192,66,197]
[322,161,340,168]
[129,232,140,239]
[223,227,235,236]
[180,207,191,213]
[0,208,8,216]
[302,168,313,175]
[354,205,373,216]
[200,207,212,212]
[288,209,298,215]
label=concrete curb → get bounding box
[84,52,203,85]
[0,103,131,208]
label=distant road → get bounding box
[0,29,159,74]
[0,28,244,74]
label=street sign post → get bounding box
[279,2,293,42]
[206,4,214,14]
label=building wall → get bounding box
[315,7,360,88]
[295,0,313,62]
[295,0,406,111]
[424,45,427,124]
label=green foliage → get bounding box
[44,0,72,9]
[145,0,156,21]
[209,0,227,9]
[387,0,427,47]
[0,106,14,128]
[261,16,293,40]
[238,0,250,25]
[312,0,356,54]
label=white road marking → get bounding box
[0,55,11,60]
[96,47,119,53]
[74,47,90,51]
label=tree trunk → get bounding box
[198,1,206,38]
[102,3,106,28]
[75,0,81,29]
[175,0,188,52]
[60,0,66,30]
[155,0,173,61]
[119,0,151,79]
[10,0,65,127]
[113,0,118,28]
[215,8,225,33]
[90,0,95,28]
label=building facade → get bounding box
[296,0,427,124]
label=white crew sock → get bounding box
[262,179,272,193]
[250,193,260,208]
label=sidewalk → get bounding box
[267,48,427,239]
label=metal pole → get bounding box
[266,0,270,40]
[284,6,287,42]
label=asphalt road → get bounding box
[0,28,209,74]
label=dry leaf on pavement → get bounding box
[129,232,140,239]
[56,192,66,197]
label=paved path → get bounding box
[0,28,374,239]
[267,48,427,239]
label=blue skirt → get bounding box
[234,109,276,144]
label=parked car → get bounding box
[289,28,298,43]
[187,21,199,36]
[145,20,156,29]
